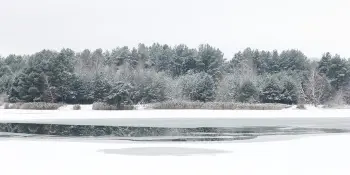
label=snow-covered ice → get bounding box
[0,108,349,174]
[0,134,349,175]
[1,109,350,128]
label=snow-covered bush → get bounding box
[163,76,182,101]
[3,103,10,109]
[2,102,63,110]
[237,80,258,103]
[151,100,289,110]
[3,103,23,109]
[104,82,133,109]
[0,94,7,106]
[73,104,81,110]
[296,104,306,109]
[179,72,216,102]
[215,75,239,102]
[92,102,134,110]
[151,100,205,109]
[129,69,167,104]
[19,102,63,110]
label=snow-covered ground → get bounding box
[1,109,350,128]
[58,104,93,110]
[0,134,349,175]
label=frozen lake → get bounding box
[1,109,350,141]
[0,134,349,175]
[0,109,350,174]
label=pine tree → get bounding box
[237,81,258,103]
[104,82,133,109]
[93,74,111,102]
[318,52,332,75]
[260,77,282,103]
[197,44,224,82]
[280,80,298,104]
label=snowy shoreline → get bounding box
[1,109,350,128]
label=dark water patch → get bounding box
[0,123,348,142]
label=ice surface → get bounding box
[0,134,349,175]
[1,108,349,174]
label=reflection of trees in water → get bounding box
[0,123,348,141]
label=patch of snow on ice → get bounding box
[0,134,349,175]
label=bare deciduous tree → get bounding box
[304,63,331,105]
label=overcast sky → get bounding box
[0,0,349,59]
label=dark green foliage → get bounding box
[2,45,350,106]
[47,49,76,102]
[260,78,283,103]
[149,44,174,72]
[318,53,350,91]
[228,49,310,75]
[171,44,198,76]
[318,53,332,75]
[8,49,77,103]
[237,81,258,102]
[107,46,132,67]
[104,82,133,109]
[9,72,46,102]
[279,50,309,72]
[93,74,111,102]
[0,55,26,94]
[280,80,299,104]
[327,56,349,90]
[68,76,92,104]
[197,44,224,81]
[181,72,216,102]
[259,75,299,104]
[0,74,13,94]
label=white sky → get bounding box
[0,0,349,59]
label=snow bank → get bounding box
[0,134,349,175]
[58,104,93,110]
[3,108,350,120]
[284,104,325,110]
[1,109,350,128]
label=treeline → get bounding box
[1,44,350,107]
